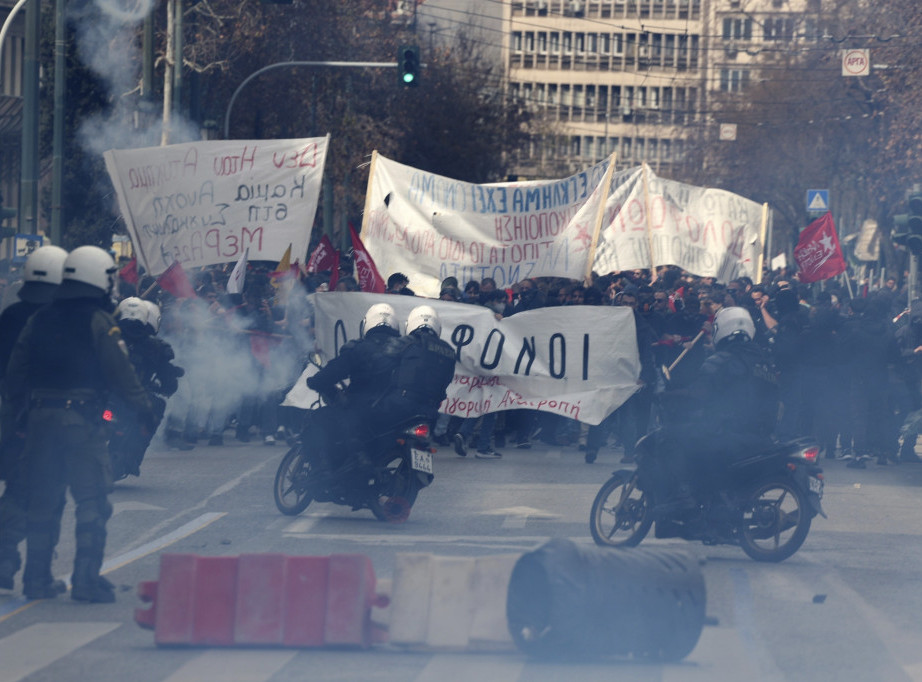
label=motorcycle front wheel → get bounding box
[738,477,812,562]
[369,454,418,523]
[273,445,313,516]
[589,470,653,547]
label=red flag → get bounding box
[306,235,338,273]
[118,257,138,286]
[349,223,386,293]
[156,261,196,298]
[793,212,847,284]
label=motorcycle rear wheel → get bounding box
[273,445,313,516]
[738,477,812,562]
[590,470,653,547]
[369,454,418,523]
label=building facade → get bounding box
[503,0,823,179]
[504,0,706,178]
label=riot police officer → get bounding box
[5,246,155,602]
[662,306,779,505]
[113,297,183,476]
[306,303,404,465]
[0,245,68,590]
[370,305,456,432]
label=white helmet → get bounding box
[712,306,755,348]
[362,302,398,335]
[24,245,67,285]
[406,304,441,336]
[19,245,67,304]
[143,300,162,333]
[57,245,117,299]
[116,297,148,324]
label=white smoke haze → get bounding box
[154,286,314,441]
[71,0,201,157]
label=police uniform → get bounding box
[306,326,404,462]
[0,299,45,587]
[370,328,456,432]
[6,297,153,601]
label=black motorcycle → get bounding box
[589,429,825,562]
[273,381,435,523]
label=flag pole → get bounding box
[641,162,657,283]
[757,202,769,282]
[359,150,379,240]
[583,152,617,286]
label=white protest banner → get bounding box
[307,292,640,425]
[593,164,765,281]
[104,137,329,276]
[361,153,614,297]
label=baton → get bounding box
[661,330,706,381]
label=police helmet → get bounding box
[362,303,398,335]
[56,246,117,300]
[143,300,162,333]
[116,297,148,325]
[712,306,755,348]
[406,304,441,336]
[19,245,67,304]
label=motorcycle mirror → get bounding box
[661,364,671,382]
[309,351,324,368]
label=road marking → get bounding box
[0,622,120,682]
[112,501,166,516]
[0,512,226,623]
[282,513,328,534]
[728,567,787,680]
[163,650,297,682]
[662,624,780,681]
[806,559,922,680]
[414,653,523,682]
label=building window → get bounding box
[720,68,751,92]
[764,17,795,41]
[722,17,752,40]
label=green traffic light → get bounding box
[403,72,415,84]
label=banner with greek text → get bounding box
[361,153,615,297]
[104,137,329,276]
[306,292,641,425]
[592,165,764,281]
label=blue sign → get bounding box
[806,189,829,213]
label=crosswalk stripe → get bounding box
[162,650,297,682]
[0,622,120,682]
[414,653,524,682]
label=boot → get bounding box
[22,549,64,600]
[0,558,17,590]
[71,556,115,603]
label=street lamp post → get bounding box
[223,60,398,139]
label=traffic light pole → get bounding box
[223,61,398,139]
[910,254,918,306]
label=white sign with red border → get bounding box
[842,49,870,77]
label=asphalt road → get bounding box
[1,431,922,682]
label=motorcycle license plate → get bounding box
[808,476,823,496]
[411,448,433,474]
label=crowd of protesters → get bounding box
[2,253,919,467]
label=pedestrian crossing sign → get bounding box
[806,189,829,213]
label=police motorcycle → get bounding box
[589,308,826,563]
[273,354,436,522]
[589,433,825,562]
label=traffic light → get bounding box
[398,45,420,87]
[893,192,922,255]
